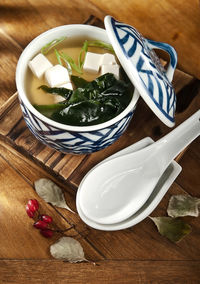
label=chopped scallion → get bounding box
[87,40,114,53]
[54,48,62,65]
[60,51,82,74]
[41,36,66,55]
[54,49,72,74]
[78,40,88,69]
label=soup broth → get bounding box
[26,37,114,105]
[26,36,133,126]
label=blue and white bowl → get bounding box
[16,24,139,154]
[16,17,177,154]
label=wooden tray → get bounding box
[0,16,199,189]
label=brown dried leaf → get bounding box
[150,216,192,243]
[50,237,87,263]
[167,195,200,218]
[34,178,74,213]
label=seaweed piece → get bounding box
[71,76,89,88]
[36,73,133,126]
[34,103,66,118]
[52,100,101,126]
[39,85,73,99]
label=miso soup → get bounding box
[26,36,133,126]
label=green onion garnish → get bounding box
[41,36,66,55]
[87,40,114,53]
[78,40,88,70]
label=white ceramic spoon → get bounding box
[79,110,200,225]
[76,137,181,231]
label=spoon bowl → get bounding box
[79,110,200,224]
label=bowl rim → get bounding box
[16,24,139,132]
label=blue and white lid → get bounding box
[104,16,178,127]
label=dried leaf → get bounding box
[150,216,192,243]
[34,178,74,213]
[50,237,87,263]
[167,195,200,218]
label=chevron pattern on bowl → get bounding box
[20,100,135,154]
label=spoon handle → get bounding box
[157,109,200,171]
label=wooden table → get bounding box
[0,1,200,283]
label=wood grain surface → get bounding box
[0,1,200,283]
[0,260,200,284]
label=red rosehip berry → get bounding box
[40,215,53,224]
[27,199,39,212]
[26,199,39,218]
[40,229,54,238]
[26,204,34,218]
[33,220,48,230]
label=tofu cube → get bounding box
[100,64,120,79]
[28,53,53,79]
[100,53,117,65]
[54,83,73,103]
[83,52,102,74]
[45,65,70,87]
[58,82,73,90]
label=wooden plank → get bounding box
[0,140,75,195]
[45,151,86,180]
[58,154,86,180]
[176,140,200,196]
[176,79,200,113]
[0,0,103,47]
[0,260,199,284]
[34,145,55,163]
[0,0,49,48]
[8,118,26,141]
[15,128,41,152]
[45,151,65,168]
[0,92,18,118]
[172,69,194,94]
[53,154,77,173]
[0,30,22,104]
[0,93,22,136]
[28,0,104,29]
